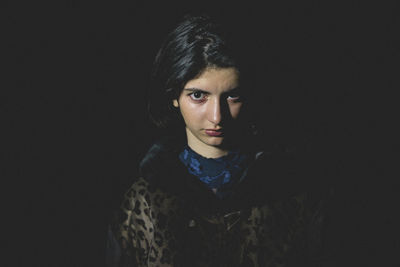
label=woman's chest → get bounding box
[146,192,306,267]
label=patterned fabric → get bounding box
[107,136,328,267]
[178,145,249,198]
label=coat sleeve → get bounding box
[106,180,155,267]
[285,189,330,267]
[304,187,333,267]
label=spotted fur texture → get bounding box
[109,137,326,267]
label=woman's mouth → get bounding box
[205,129,224,137]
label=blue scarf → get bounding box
[178,145,249,198]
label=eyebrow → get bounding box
[183,87,240,93]
[183,88,209,93]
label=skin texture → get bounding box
[173,67,243,159]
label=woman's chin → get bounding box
[205,136,236,150]
[204,136,224,146]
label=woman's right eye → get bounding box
[189,91,206,101]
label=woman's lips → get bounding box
[205,129,224,136]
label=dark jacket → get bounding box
[107,136,328,267]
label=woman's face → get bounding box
[173,67,243,158]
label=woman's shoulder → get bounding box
[122,177,150,200]
[120,175,181,215]
[114,177,150,221]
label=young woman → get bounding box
[107,14,326,267]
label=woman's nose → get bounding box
[207,98,222,125]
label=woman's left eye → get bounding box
[227,94,240,101]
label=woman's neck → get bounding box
[187,143,228,159]
[186,136,229,159]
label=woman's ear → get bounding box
[172,99,179,108]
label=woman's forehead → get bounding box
[184,67,239,93]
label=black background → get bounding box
[4,1,399,266]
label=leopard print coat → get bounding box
[108,136,326,267]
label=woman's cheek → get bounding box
[230,103,243,119]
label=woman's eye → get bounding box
[189,91,206,101]
[227,94,240,101]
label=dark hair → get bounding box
[147,14,247,124]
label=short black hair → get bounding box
[146,14,252,133]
